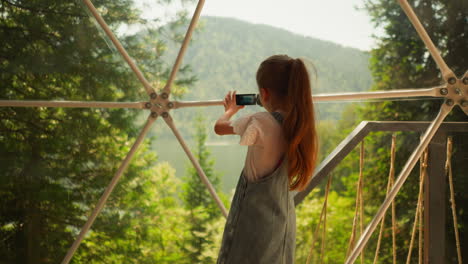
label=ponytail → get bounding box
[283,59,318,191]
[256,55,318,191]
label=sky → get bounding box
[135,0,380,51]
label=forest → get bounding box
[0,0,466,263]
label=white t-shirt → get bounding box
[230,111,287,182]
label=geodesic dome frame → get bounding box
[0,0,467,263]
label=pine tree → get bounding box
[181,114,224,263]
[356,0,467,262]
[0,0,195,262]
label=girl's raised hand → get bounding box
[223,90,244,115]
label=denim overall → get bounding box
[216,112,296,264]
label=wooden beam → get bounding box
[424,132,447,263]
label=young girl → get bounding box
[214,54,318,264]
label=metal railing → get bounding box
[294,120,468,263]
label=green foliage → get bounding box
[296,187,379,263]
[76,162,189,264]
[354,0,467,262]
[296,1,467,262]
[0,0,196,263]
[180,115,225,263]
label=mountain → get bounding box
[167,16,372,101]
[149,16,374,192]
[156,16,373,138]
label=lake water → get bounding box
[152,139,246,194]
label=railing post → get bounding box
[424,132,447,263]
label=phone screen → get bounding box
[236,94,257,105]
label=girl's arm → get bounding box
[214,91,244,135]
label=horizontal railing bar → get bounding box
[294,121,371,205]
[294,121,468,206]
[0,100,147,109]
[173,87,445,108]
[173,100,222,108]
[365,121,468,133]
[313,87,442,102]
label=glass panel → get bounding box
[0,0,209,263]
[2,0,465,263]
[152,106,249,194]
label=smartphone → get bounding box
[236,94,261,106]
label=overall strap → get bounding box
[271,111,285,170]
[271,111,284,124]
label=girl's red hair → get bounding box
[256,55,318,191]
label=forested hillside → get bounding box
[176,16,372,99]
[150,16,373,193]
[151,16,373,141]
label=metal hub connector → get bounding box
[443,75,468,114]
[460,73,468,115]
[147,95,175,117]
